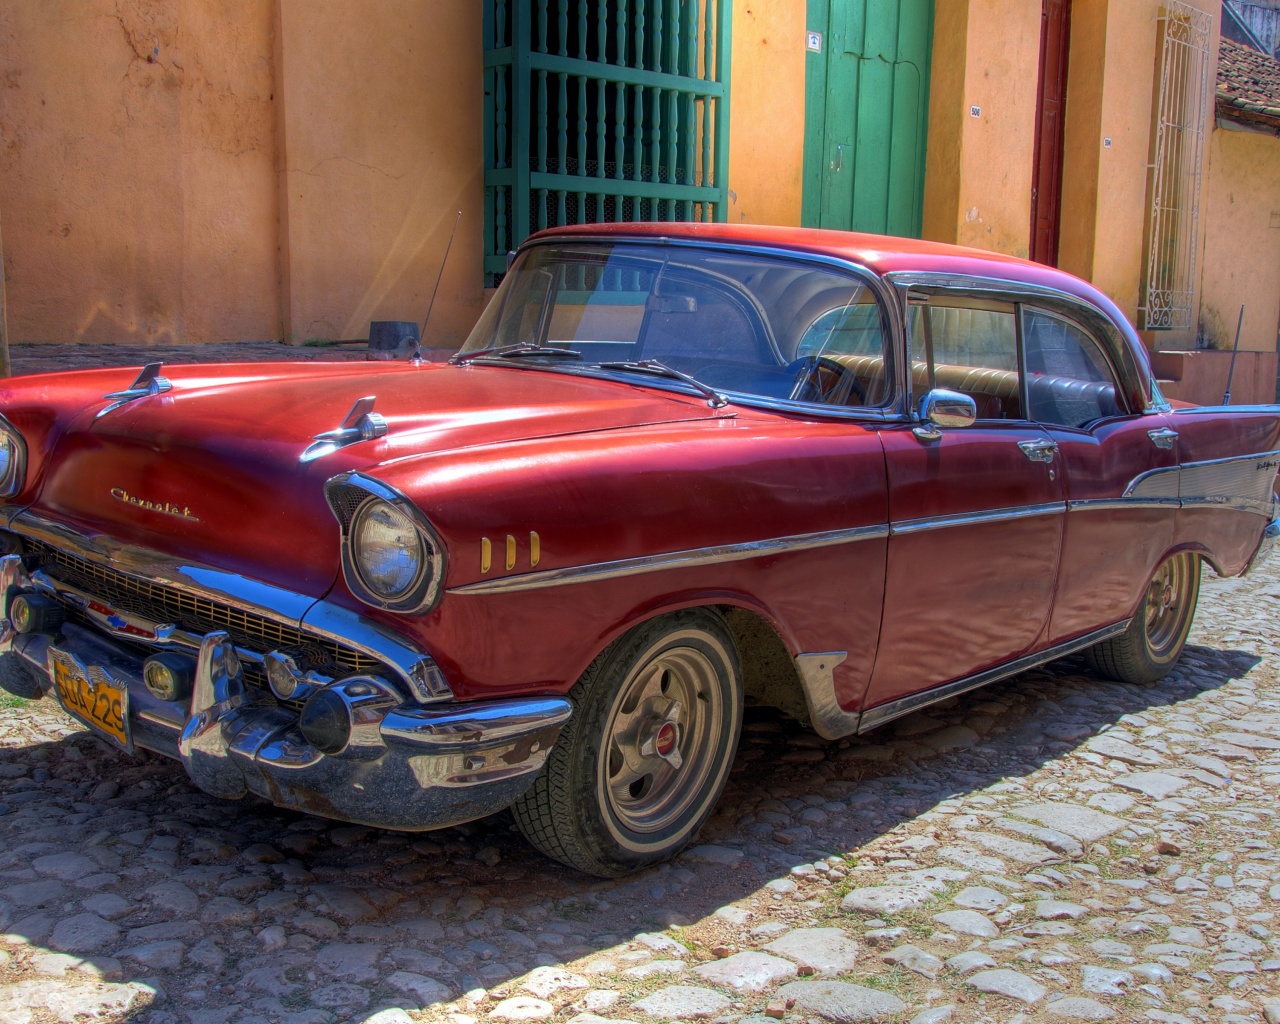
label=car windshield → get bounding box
[456,242,891,409]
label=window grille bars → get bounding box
[483,0,731,284]
[1139,1,1212,331]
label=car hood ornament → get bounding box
[300,396,388,463]
[96,362,172,419]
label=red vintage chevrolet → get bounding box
[0,224,1276,875]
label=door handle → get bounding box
[1018,438,1059,463]
[1148,427,1178,450]
[831,144,844,172]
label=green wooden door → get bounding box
[802,0,933,237]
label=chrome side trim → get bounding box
[1123,448,1280,516]
[857,619,1131,734]
[1068,498,1179,513]
[8,510,452,703]
[793,652,856,741]
[447,523,890,595]
[890,502,1066,537]
[1172,404,1280,415]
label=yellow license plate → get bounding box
[51,652,130,750]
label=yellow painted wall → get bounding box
[1059,0,1219,342]
[0,0,280,344]
[274,1,484,346]
[1199,126,1280,355]
[922,0,1041,259]
[726,1,806,225]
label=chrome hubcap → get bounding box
[601,640,723,834]
[1145,555,1193,658]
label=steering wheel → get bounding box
[786,356,866,406]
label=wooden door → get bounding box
[1030,0,1071,266]
[803,0,934,238]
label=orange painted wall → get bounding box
[0,0,280,345]
[274,1,484,346]
[922,0,1041,259]
[0,0,485,348]
[1199,125,1280,357]
[1058,0,1220,342]
[726,1,806,226]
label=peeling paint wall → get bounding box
[0,0,281,344]
[0,0,484,347]
[1199,125,1280,357]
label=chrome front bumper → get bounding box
[0,553,571,831]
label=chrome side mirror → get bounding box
[914,388,977,442]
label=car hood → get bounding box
[28,361,724,596]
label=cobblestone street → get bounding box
[0,549,1277,1024]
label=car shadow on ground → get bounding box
[0,639,1259,1023]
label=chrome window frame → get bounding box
[505,236,913,422]
[1017,303,1134,428]
[885,272,1162,416]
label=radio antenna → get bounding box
[1223,304,1244,406]
[414,209,463,364]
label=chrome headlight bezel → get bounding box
[0,414,27,499]
[324,473,446,613]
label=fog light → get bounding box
[143,652,196,702]
[8,592,62,635]
[265,651,302,700]
[299,688,352,755]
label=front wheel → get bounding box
[512,609,743,876]
[1085,552,1201,684]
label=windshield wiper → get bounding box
[598,359,729,408]
[451,343,582,365]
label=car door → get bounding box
[1019,306,1180,645]
[861,293,1065,723]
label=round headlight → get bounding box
[0,436,12,486]
[352,499,425,601]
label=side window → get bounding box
[1022,310,1124,428]
[908,299,1023,420]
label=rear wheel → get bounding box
[512,609,743,876]
[1085,552,1200,684]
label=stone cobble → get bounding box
[0,555,1278,1024]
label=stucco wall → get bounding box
[922,0,1041,258]
[0,0,485,348]
[274,1,484,346]
[1199,124,1280,357]
[0,0,280,345]
[1061,0,1220,343]
[725,1,805,226]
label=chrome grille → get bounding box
[31,542,382,681]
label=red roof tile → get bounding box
[1217,37,1280,129]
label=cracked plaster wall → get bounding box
[0,0,485,347]
[0,0,280,344]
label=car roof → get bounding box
[530,222,1131,331]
